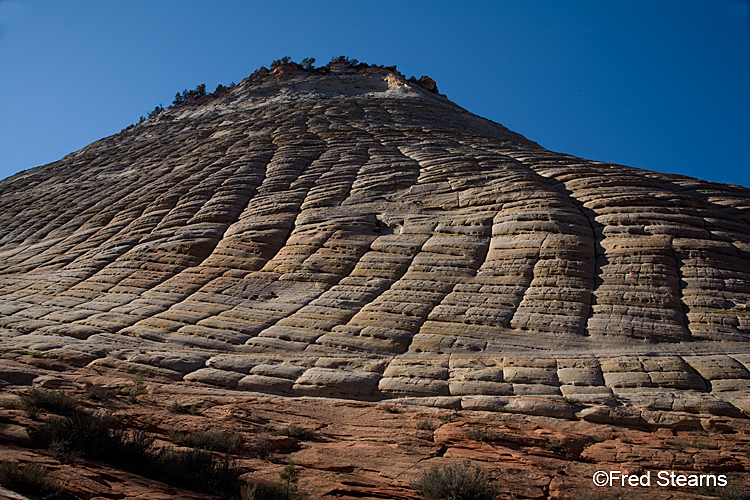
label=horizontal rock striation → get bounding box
[2,62,750,420]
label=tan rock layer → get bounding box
[2,64,750,418]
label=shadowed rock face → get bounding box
[2,63,750,419]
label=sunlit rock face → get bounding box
[2,62,750,419]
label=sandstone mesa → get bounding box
[2,60,750,426]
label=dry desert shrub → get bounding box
[0,460,65,498]
[274,424,317,441]
[169,428,241,453]
[417,460,500,500]
[19,387,79,418]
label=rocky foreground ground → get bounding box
[1,356,750,499]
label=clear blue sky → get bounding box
[1,0,749,187]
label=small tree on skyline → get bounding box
[271,56,292,69]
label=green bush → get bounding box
[147,105,164,119]
[169,429,241,453]
[280,461,300,499]
[465,426,502,443]
[28,410,114,455]
[126,372,147,401]
[300,57,316,70]
[270,56,292,69]
[19,387,79,417]
[275,424,317,441]
[417,420,436,431]
[241,481,287,500]
[240,461,303,500]
[153,447,237,495]
[417,461,500,500]
[546,439,570,456]
[0,460,64,498]
[329,55,358,65]
[694,484,750,500]
[27,409,240,495]
[172,84,207,105]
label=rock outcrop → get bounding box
[2,61,750,421]
[3,368,750,500]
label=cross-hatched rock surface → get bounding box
[2,62,750,419]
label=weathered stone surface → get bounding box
[0,368,36,386]
[461,395,576,419]
[2,61,750,422]
[183,367,244,388]
[292,367,381,397]
[6,372,750,500]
